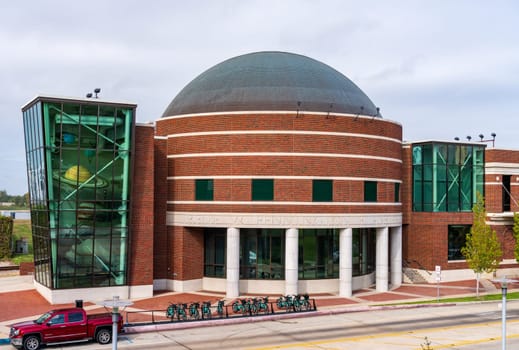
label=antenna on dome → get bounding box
[354,106,364,121]
[326,103,334,119]
[371,107,380,121]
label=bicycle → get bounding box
[189,302,201,320]
[202,301,212,319]
[299,293,311,311]
[255,296,270,314]
[166,303,177,321]
[177,303,188,321]
[217,300,226,318]
[232,298,254,315]
[277,295,295,312]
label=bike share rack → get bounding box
[124,294,317,326]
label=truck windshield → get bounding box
[35,312,53,324]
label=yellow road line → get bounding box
[247,319,519,350]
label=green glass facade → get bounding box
[412,142,485,212]
[22,97,135,289]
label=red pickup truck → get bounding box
[9,307,122,350]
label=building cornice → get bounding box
[167,211,402,229]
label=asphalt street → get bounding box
[5,300,517,350]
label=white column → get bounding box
[376,227,389,292]
[226,227,240,298]
[339,228,353,297]
[390,226,402,289]
[285,228,299,295]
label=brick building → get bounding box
[22,52,519,303]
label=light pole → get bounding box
[99,296,133,350]
[492,276,518,350]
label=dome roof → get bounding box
[162,51,379,117]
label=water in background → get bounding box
[0,211,31,220]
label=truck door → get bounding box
[66,311,88,340]
[43,313,68,342]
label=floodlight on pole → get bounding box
[492,276,518,350]
[98,296,132,350]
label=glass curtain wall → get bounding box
[240,228,284,279]
[23,102,52,287]
[352,228,376,276]
[23,98,134,289]
[412,142,484,212]
[298,229,339,279]
[204,228,226,277]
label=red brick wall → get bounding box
[401,146,412,224]
[153,138,169,280]
[485,174,502,213]
[490,224,516,260]
[485,148,519,213]
[486,149,519,163]
[170,226,204,280]
[159,112,402,216]
[405,212,473,270]
[128,125,155,286]
[157,113,402,139]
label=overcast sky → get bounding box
[1,1,518,195]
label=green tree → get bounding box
[461,192,503,297]
[513,213,519,262]
[0,216,14,259]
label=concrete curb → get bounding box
[124,302,456,334]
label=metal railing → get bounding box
[125,295,317,326]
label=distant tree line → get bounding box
[0,190,29,208]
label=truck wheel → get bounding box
[23,335,40,350]
[96,329,112,344]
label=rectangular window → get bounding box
[394,183,400,202]
[503,175,511,211]
[448,225,470,260]
[252,179,274,201]
[364,181,377,202]
[313,180,333,202]
[195,179,213,200]
[204,229,226,277]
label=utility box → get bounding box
[16,238,28,254]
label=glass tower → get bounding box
[22,96,135,289]
[412,142,485,212]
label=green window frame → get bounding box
[364,181,377,202]
[313,180,333,202]
[394,182,400,202]
[195,179,214,200]
[252,179,274,201]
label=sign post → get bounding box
[435,265,441,302]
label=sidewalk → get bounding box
[0,275,515,342]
